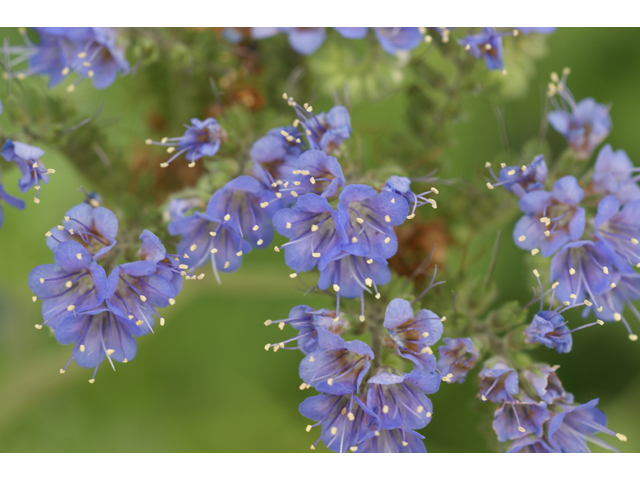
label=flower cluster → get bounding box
[2,140,54,204]
[479,360,626,452]
[28,197,183,382]
[5,27,129,91]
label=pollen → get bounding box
[224,261,230,269]
[518,426,526,433]
[611,282,617,288]
[365,278,373,287]
[614,313,622,321]
[310,177,316,184]
[179,264,189,270]
[76,253,82,260]
[330,427,338,435]
[384,215,391,223]
[169,298,176,305]
[352,237,358,243]
[426,412,432,418]
[584,300,593,306]
[67,305,75,311]
[311,224,319,232]
[252,225,259,231]
[274,246,280,252]
[290,191,298,198]
[603,266,609,274]
[106,349,115,355]
[366,259,374,264]
[597,320,604,325]
[260,202,269,208]
[32,296,37,303]
[533,269,540,278]
[359,315,365,322]
[375,293,381,299]
[88,379,95,384]
[632,238,639,245]
[421,346,433,355]
[407,214,416,220]
[518,235,526,242]
[544,230,551,237]
[349,446,357,452]
[630,335,638,341]
[384,237,391,244]
[333,284,340,292]
[617,433,628,442]
[312,252,321,258]
[286,222,292,229]
[211,248,218,254]
[486,182,494,190]
[65,281,73,288]
[223,214,231,221]
[417,406,424,413]
[531,249,539,256]
[39,278,45,284]
[569,268,576,275]
[80,344,85,352]
[139,295,147,302]
[35,324,42,330]
[305,425,312,432]
[236,251,243,257]
[290,273,297,278]
[382,405,389,414]
[507,170,516,176]
[257,239,264,246]
[160,318,165,326]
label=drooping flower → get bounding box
[356,428,426,453]
[279,150,345,199]
[382,298,443,371]
[28,241,107,331]
[478,361,519,403]
[493,396,550,442]
[137,229,184,298]
[485,155,548,198]
[521,364,571,405]
[512,175,585,257]
[591,145,640,205]
[334,28,368,39]
[0,183,26,228]
[299,392,377,452]
[373,28,423,55]
[525,310,573,354]
[272,193,347,275]
[381,175,438,218]
[264,305,346,354]
[366,369,439,430]
[595,195,640,270]
[459,28,508,71]
[547,399,626,452]
[147,118,224,168]
[547,72,611,159]
[338,184,409,260]
[251,28,327,55]
[437,337,479,384]
[299,328,373,395]
[45,202,118,260]
[1,140,52,203]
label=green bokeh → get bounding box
[1,27,639,452]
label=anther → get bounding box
[167,147,176,153]
[67,305,75,311]
[62,67,70,75]
[305,425,312,432]
[35,324,43,330]
[312,252,321,258]
[533,269,540,278]
[60,369,65,374]
[384,237,391,244]
[630,335,638,342]
[611,282,617,288]
[614,313,622,321]
[384,215,391,223]
[252,225,259,231]
[160,163,169,168]
[278,322,285,330]
[257,240,264,246]
[311,224,319,232]
[223,214,231,221]
[286,222,292,229]
[224,261,230,269]
[88,379,95,384]
[518,235,526,242]
[169,298,176,305]
[531,248,539,256]
[333,284,340,292]
[330,427,338,435]
[80,344,85,352]
[417,406,424,413]
[375,293,381,299]
[407,214,416,220]
[290,273,297,278]
[139,295,147,302]
[603,267,609,274]
[260,202,269,208]
[584,300,593,306]
[382,405,389,414]
[508,170,516,176]
[421,346,433,355]
[274,246,280,252]
[518,426,526,433]
[359,315,365,322]
[617,433,628,442]
[597,320,604,325]
[106,349,115,355]
[569,268,576,275]
[264,320,272,326]
[486,182,494,190]
[32,296,37,303]
[236,251,243,257]
[179,264,189,270]
[160,318,165,326]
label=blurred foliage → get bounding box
[0,27,639,453]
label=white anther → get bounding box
[486,182,494,190]
[79,344,85,352]
[569,268,576,275]
[533,269,540,278]
[311,224,319,232]
[384,237,391,244]
[384,215,391,223]
[518,235,526,242]
[617,433,628,442]
[359,315,365,322]
[507,170,516,176]
[289,273,297,278]
[223,214,231,221]
[531,248,539,256]
[614,313,622,321]
[312,252,321,258]
[630,335,638,342]
[67,305,75,312]
[597,320,604,325]
[139,295,147,302]
[286,222,292,229]
[169,298,176,305]
[224,261,230,269]
[382,405,389,414]
[333,284,340,292]
[35,324,43,330]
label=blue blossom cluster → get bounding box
[247,27,554,72]
[266,298,456,452]
[2,140,54,205]
[479,360,626,452]
[5,27,129,91]
[167,98,438,301]
[487,81,640,342]
[28,198,183,382]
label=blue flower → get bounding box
[512,175,585,257]
[521,364,571,405]
[338,184,409,259]
[493,397,550,442]
[251,28,327,55]
[138,229,184,299]
[147,118,224,168]
[299,392,377,452]
[507,436,556,453]
[459,28,507,71]
[334,28,368,39]
[547,399,626,452]
[1,140,52,203]
[264,305,346,354]
[279,150,345,199]
[525,311,573,354]
[381,175,438,218]
[437,337,479,384]
[373,28,423,55]
[595,195,640,270]
[250,126,303,189]
[286,98,352,154]
[592,145,640,205]
[588,271,640,339]
[366,369,439,430]
[0,183,26,229]
[478,361,519,403]
[382,298,443,371]
[46,202,119,261]
[515,28,556,35]
[548,74,611,159]
[356,428,426,453]
[167,197,204,221]
[28,241,107,331]
[272,193,347,275]
[486,155,548,198]
[299,328,373,395]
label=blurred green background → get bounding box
[1,27,639,452]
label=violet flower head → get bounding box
[595,195,640,271]
[592,145,640,205]
[0,183,26,229]
[459,28,508,71]
[381,175,438,218]
[373,28,423,55]
[1,140,52,204]
[507,436,557,453]
[547,72,611,159]
[366,369,439,430]
[250,126,303,189]
[525,311,573,354]
[264,305,346,355]
[147,118,224,168]
[486,155,548,198]
[334,28,368,39]
[478,361,519,403]
[382,298,443,372]
[493,397,550,443]
[521,364,571,405]
[251,28,327,55]
[513,175,585,257]
[279,150,345,199]
[437,337,479,384]
[299,393,377,452]
[356,428,426,453]
[299,328,374,395]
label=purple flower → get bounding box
[338,184,409,259]
[28,241,107,331]
[478,361,519,403]
[381,175,438,218]
[373,28,423,55]
[525,311,573,354]
[167,197,203,221]
[513,175,585,257]
[458,28,507,71]
[548,399,626,452]
[251,28,327,55]
[516,28,556,35]
[273,193,347,275]
[299,328,373,395]
[366,369,439,430]
[46,202,118,261]
[507,436,556,453]
[1,140,52,203]
[250,126,303,189]
[595,195,640,270]
[286,99,352,154]
[356,428,426,453]
[334,28,368,39]
[265,305,346,355]
[548,76,611,159]
[0,183,26,228]
[521,364,571,405]
[299,393,377,452]
[138,229,184,298]
[592,145,640,205]
[279,150,345,199]
[148,118,224,168]
[493,397,550,442]
[382,298,443,371]
[486,155,548,198]
[437,337,479,384]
